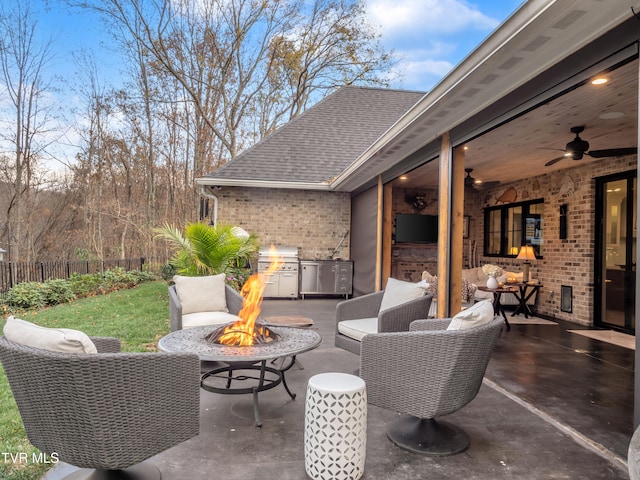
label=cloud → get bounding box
[367,0,501,37]
[389,54,455,91]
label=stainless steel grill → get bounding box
[257,246,299,298]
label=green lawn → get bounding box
[0,280,171,480]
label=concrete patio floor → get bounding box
[45,298,633,479]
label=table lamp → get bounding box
[516,245,536,283]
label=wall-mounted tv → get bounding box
[395,214,438,244]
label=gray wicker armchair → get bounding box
[360,316,503,455]
[169,283,243,331]
[335,290,433,355]
[0,335,201,479]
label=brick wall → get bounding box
[469,157,636,326]
[214,187,351,260]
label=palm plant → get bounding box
[156,222,259,277]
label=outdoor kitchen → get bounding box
[258,246,353,299]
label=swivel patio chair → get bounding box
[335,278,433,355]
[360,315,503,455]
[0,334,201,479]
[169,273,244,331]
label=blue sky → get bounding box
[36,0,524,93]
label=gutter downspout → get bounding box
[200,186,219,227]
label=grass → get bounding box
[0,280,171,480]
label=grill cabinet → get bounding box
[258,246,299,298]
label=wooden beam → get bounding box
[437,134,451,319]
[376,175,383,291]
[382,182,393,287]
[437,134,465,318]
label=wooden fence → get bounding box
[0,258,147,294]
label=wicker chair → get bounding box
[335,290,433,355]
[169,283,243,331]
[360,316,503,455]
[0,335,201,479]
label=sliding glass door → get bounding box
[595,172,636,333]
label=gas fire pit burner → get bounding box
[158,325,321,427]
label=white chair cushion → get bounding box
[173,274,228,315]
[3,316,97,354]
[379,278,426,312]
[337,317,378,341]
[447,300,495,330]
[181,311,242,329]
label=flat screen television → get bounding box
[395,214,438,244]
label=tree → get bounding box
[73,0,394,163]
[0,1,58,262]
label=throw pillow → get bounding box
[379,277,427,312]
[173,274,229,315]
[3,316,97,354]
[447,300,495,330]
[421,271,438,297]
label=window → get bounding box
[484,199,544,257]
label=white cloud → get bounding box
[367,0,500,37]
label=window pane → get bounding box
[526,203,544,256]
[487,210,501,254]
[508,206,522,255]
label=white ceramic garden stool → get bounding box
[304,372,367,480]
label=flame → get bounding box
[217,246,283,346]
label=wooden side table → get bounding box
[511,283,542,318]
[477,286,517,330]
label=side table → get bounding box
[477,286,516,330]
[511,283,542,318]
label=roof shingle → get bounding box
[201,86,425,185]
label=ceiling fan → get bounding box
[465,168,499,189]
[544,126,637,167]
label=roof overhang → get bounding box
[196,177,333,191]
[331,0,637,193]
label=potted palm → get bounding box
[156,222,259,289]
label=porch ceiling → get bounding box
[396,56,639,190]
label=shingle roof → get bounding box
[200,86,425,186]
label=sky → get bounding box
[36,0,525,92]
[6,0,525,168]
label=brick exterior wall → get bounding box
[214,187,351,260]
[392,156,636,327]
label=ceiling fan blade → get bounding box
[587,147,637,158]
[545,156,565,167]
[475,180,500,188]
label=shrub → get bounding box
[69,272,102,297]
[42,279,76,305]
[5,282,46,309]
[225,267,252,291]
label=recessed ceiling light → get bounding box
[591,77,608,85]
[399,175,408,181]
[599,111,624,120]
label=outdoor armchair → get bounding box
[169,274,244,331]
[335,278,433,355]
[360,316,503,455]
[0,334,201,479]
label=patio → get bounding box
[45,298,632,479]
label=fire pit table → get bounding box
[158,324,322,427]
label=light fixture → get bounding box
[516,245,537,283]
[591,77,608,85]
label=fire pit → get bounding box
[158,246,321,426]
[157,324,321,427]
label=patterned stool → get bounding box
[304,372,367,480]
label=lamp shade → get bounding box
[516,245,536,261]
